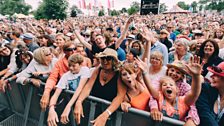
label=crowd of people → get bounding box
[0,12,224,126]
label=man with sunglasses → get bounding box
[40,42,76,111]
[196,62,224,126]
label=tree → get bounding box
[177,1,190,10]
[0,0,32,15]
[127,6,137,15]
[159,3,168,13]
[130,1,140,12]
[191,1,198,13]
[120,8,127,13]
[110,9,119,16]
[70,5,82,17]
[98,9,105,16]
[34,0,68,20]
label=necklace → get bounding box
[102,69,113,82]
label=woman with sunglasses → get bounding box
[16,47,57,87]
[40,42,76,111]
[196,62,224,126]
[74,48,126,126]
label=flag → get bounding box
[83,0,86,9]
[78,0,81,8]
[112,0,114,8]
[107,0,111,9]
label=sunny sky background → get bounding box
[25,0,199,10]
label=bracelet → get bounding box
[142,71,148,75]
[49,104,55,108]
[106,109,112,116]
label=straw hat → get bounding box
[167,61,188,75]
[95,48,118,62]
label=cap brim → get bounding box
[207,67,224,77]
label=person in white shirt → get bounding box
[47,53,90,126]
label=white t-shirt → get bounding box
[56,66,90,91]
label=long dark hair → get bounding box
[197,39,219,64]
[15,49,33,70]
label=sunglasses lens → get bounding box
[65,48,75,51]
[101,56,113,61]
[212,66,223,73]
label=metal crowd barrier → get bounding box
[0,81,185,126]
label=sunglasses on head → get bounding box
[45,53,51,56]
[64,48,76,52]
[211,66,224,73]
[100,56,113,61]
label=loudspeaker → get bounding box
[140,0,159,15]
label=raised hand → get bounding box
[135,57,149,72]
[185,56,202,76]
[126,16,134,25]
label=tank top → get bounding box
[91,68,119,101]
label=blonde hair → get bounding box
[150,51,164,65]
[68,54,84,65]
[159,76,176,89]
[33,47,51,64]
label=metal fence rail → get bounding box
[0,81,185,126]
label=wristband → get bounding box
[142,71,148,75]
[106,109,112,116]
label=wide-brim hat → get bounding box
[207,62,224,77]
[167,61,188,75]
[95,48,118,62]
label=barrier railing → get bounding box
[0,81,185,126]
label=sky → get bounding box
[25,0,199,11]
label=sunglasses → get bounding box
[45,53,51,56]
[64,48,76,52]
[211,66,224,73]
[160,32,166,35]
[100,56,113,61]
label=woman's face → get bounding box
[69,63,81,74]
[210,74,224,89]
[175,42,186,53]
[64,45,76,58]
[204,42,215,56]
[161,79,177,101]
[216,31,223,38]
[20,55,31,64]
[0,47,11,56]
[39,37,48,47]
[55,35,65,48]
[126,52,134,62]
[44,51,53,64]
[95,35,106,48]
[100,56,113,70]
[150,55,162,67]
[167,67,184,82]
[132,43,140,51]
[121,70,136,88]
[75,47,86,56]
[159,32,167,39]
[196,39,204,51]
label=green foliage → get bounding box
[34,0,68,20]
[70,5,82,17]
[110,9,120,16]
[120,8,127,13]
[198,0,224,12]
[191,1,198,13]
[0,0,32,15]
[98,10,105,16]
[159,3,168,13]
[127,1,140,15]
[177,1,190,10]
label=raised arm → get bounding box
[184,56,202,106]
[141,27,153,60]
[135,57,159,100]
[115,17,134,49]
[74,30,92,51]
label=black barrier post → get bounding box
[87,101,97,126]
[23,85,33,126]
[115,111,123,126]
[38,110,45,126]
